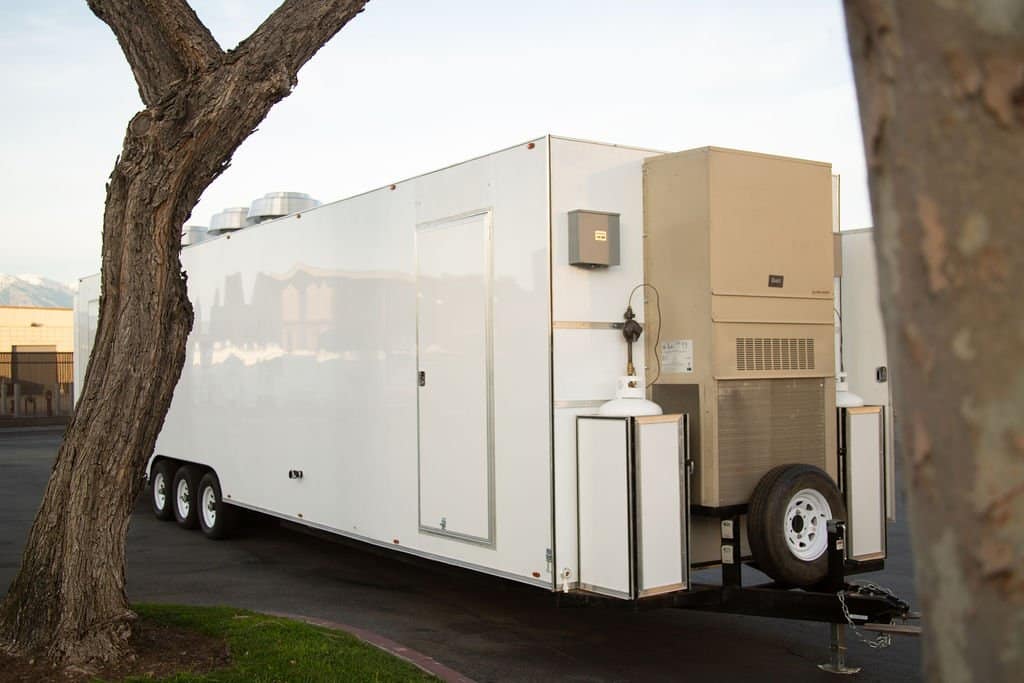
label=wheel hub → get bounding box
[783,488,832,562]
[177,479,191,516]
[201,486,217,528]
[153,473,166,509]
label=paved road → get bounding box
[0,428,922,681]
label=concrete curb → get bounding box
[265,611,475,683]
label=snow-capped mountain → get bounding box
[0,274,76,308]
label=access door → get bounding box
[577,414,688,599]
[416,211,494,544]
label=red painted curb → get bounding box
[264,611,475,683]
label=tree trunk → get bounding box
[0,0,368,667]
[844,2,1023,681]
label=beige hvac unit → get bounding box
[644,147,837,511]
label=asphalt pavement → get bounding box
[0,428,922,682]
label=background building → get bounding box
[0,305,74,418]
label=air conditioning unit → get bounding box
[644,148,836,516]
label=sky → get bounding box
[0,0,873,284]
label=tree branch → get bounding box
[235,0,369,91]
[87,0,223,106]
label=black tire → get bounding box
[150,459,176,521]
[747,464,845,587]
[746,464,791,563]
[172,465,201,529]
[196,471,236,540]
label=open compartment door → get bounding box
[576,414,688,599]
[636,414,689,596]
[841,406,887,561]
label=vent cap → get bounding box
[248,192,320,223]
[209,207,252,234]
[181,225,208,246]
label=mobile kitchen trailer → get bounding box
[74,136,915,670]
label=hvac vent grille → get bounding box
[736,338,815,371]
[717,378,827,505]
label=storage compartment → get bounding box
[576,414,688,599]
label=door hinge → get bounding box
[418,370,426,387]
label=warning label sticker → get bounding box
[661,339,694,374]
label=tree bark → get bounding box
[844,2,1023,681]
[0,0,368,668]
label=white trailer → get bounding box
[75,137,914,664]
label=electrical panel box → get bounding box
[568,210,620,267]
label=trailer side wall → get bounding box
[549,137,662,588]
[156,139,554,586]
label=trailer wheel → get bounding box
[150,460,176,521]
[748,464,845,587]
[197,471,236,540]
[172,465,200,529]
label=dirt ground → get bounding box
[0,616,230,682]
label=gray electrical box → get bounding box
[568,210,620,267]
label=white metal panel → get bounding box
[550,138,661,577]
[840,229,896,518]
[152,137,553,587]
[72,274,100,405]
[636,417,685,594]
[417,211,493,542]
[553,328,643,401]
[847,406,886,560]
[577,417,630,597]
[550,138,656,324]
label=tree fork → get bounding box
[0,0,368,667]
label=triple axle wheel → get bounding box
[150,460,236,539]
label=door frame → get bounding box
[414,208,496,546]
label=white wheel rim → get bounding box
[201,485,217,529]
[176,478,191,518]
[784,488,832,561]
[153,472,167,510]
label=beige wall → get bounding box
[0,306,74,352]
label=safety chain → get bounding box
[836,580,910,650]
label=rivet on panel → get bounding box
[527,142,535,150]
[389,184,396,191]
[532,571,541,578]
[393,538,400,545]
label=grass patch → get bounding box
[113,604,436,682]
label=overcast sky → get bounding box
[0,0,873,284]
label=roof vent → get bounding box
[181,225,209,247]
[247,192,320,223]
[209,207,252,235]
